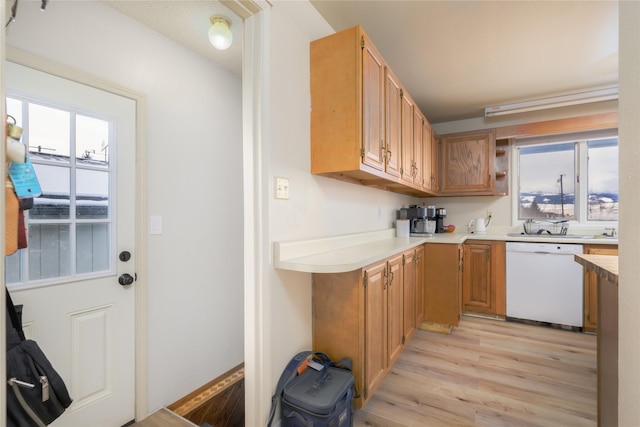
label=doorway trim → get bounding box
[4,46,150,420]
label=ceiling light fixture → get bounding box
[484,87,619,117]
[208,15,233,50]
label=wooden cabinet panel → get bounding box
[461,240,506,317]
[421,121,434,192]
[402,249,417,344]
[400,91,414,185]
[423,243,461,327]
[413,109,423,188]
[583,244,618,333]
[463,243,493,311]
[362,34,386,171]
[431,129,439,192]
[312,270,365,406]
[363,261,388,400]
[384,68,401,177]
[439,130,496,195]
[415,246,425,326]
[387,254,404,366]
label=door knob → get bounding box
[118,274,135,286]
[119,251,131,262]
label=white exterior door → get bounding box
[5,61,137,426]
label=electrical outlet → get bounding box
[275,176,290,200]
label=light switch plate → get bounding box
[275,176,290,200]
[150,215,163,235]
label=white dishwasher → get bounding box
[506,242,584,328]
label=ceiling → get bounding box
[102,1,618,124]
[102,0,243,77]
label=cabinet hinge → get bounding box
[402,335,406,345]
[400,88,404,98]
[402,256,406,266]
[363,273,368,287]
[361,36,365,49]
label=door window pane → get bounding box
[6,97,22,125]
[28,224,71,280]
[76,224,110,274]
[5,252,22,284]
[518,143,576,220]
[28,103,70,158]
[76,114,110,166]
[30,163,70,219]
[76,169,109,219]
[588,138,619,221]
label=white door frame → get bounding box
[1,47,150,422]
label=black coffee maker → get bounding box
[435,208,447,233]
[407,205,428,234]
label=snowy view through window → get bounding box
[518,138,618,222]
[5,97,112,285]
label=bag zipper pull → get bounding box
[40,376,50,402]
[7,378,35,389]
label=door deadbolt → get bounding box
[119,251,132,262]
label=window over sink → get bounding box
[515,130,618,224]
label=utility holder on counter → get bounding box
[522,218,569,235]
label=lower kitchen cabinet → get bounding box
[415,245,425,326]
[312,247,419,408]
[422,243,462,327]
[462,240,506,317]
[386,253,404,368]
[583,244,618,333]
[402,249,417,344]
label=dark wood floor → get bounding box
[354,315,597,427]
[131,408,197,427]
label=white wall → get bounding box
[6,1,244,413]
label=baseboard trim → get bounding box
[168,363,245,417]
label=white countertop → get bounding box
[274,228,618,274]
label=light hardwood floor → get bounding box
[354,316,597,427]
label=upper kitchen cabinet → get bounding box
[384,67,402,178]
[400,89,417,186]
[439,130,497,195]
[310,26,429,197]
[311,26,388,181]
[421,119,438,194]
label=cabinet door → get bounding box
[422,121,433,191]
[362,33,385,171]
[462,243,494,313]
[415,245,425,325]
[431,130,439,192]
[583,245,618,332]
[364,261,387,399]
[400,91,414,185]
[384,68,401,178]
[413,108,423,187]
[440,130,496,195]
[403,250,417,343]
[386,254,404,366]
